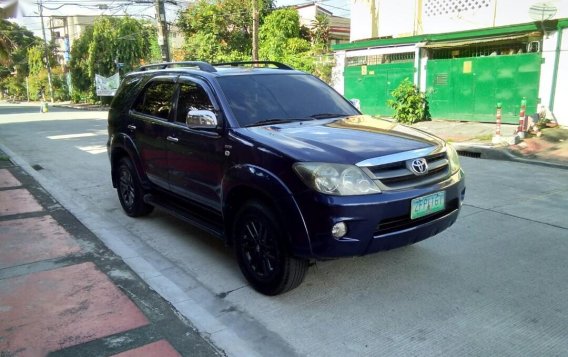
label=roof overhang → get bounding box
[421,32,541,48]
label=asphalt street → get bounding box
[1,103,567,356]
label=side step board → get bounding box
[144,194,224,239]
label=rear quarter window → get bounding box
[110,76,142,110]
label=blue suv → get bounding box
[107,61,465,295]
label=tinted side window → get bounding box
[111,75,141,110]
[133,81,176,120]
[175,82,215,124]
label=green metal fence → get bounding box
[344,60,415,116]
[426,53,541,123]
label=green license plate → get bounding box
[411,191,446,220]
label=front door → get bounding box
[167,77,225,211]
[130,76,177,189]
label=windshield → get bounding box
[217,74,359,127]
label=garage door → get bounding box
[426,53,541,123]
[344,53,415,116]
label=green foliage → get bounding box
[69,26,94,99]
[387,78,431,124]
[178,0,273,61]
[0,20,44,98]
[311,14,330,50]
[27,45,45,76]
[68,16,155,102]
[0,20,41,75]
[2,75,26,99]
[259,9,314,72]
[27,67,69,101]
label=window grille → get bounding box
[429,42,535,60]
[345,52,414,67]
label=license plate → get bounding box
[411,191,445,220]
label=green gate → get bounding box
[344,62,415,116]
[426,53,541,123]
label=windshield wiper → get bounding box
[309,113,349,119]
[244,118,309,127]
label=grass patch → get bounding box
[0,153,9,161]
[473,133,493,141]
[540,127,568,143]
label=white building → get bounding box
[334,0,568,126]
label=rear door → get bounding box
[167,77,226,211]
[129,76,177,189]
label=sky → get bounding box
[8,0,351,39]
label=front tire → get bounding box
[233,201,308,295]
[116,157,154,217]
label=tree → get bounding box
[68,16,156,102]
[177,0,273,62]
[259,9,313,72]
[0,20,43,99]
[311,13,330,50]
[69,26,93,101]
[0,20,39,70]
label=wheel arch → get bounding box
[109,133,150,190]
[222,165,312,257]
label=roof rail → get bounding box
[213,61,294,70]
[138,61,217,72]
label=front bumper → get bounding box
[293,169,465,259]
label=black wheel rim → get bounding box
[239,215,281,281]
[119,166,135,209]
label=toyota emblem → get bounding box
[408,158,429,176]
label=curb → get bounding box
[453,142,568,170]
[52,104,109,111]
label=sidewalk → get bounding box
[412,120,568,169]
[0,150,221,356]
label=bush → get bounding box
[387,78,431,124]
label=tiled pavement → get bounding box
[0,155,221,356]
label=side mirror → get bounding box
[350,98,361,110]
[186,110,218,129]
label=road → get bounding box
[1,103,567,356]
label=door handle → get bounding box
[166,136,179,143]
[127,124,136,131]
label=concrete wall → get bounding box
[538,30,559,118]
[332,51,346,94]
[552,27,568,126]
[350,0,378,41]
[297,5,318,28]
[349,0,568,41]
[377,0,416,37]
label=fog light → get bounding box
[331,222,347,239]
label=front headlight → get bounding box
[294,163,381,195]
[446,144,461,174]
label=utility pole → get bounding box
[38,0,54,103]
[252,0,259,61]
[154,0,170,62]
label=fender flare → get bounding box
[109,133,151,190]
[222,164,312,257]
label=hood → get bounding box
[234,115,445,164]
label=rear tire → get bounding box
[116,157,154,217]
[233,200,308,295]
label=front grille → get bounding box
[375,198,459,236]
[366,152,450,190]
